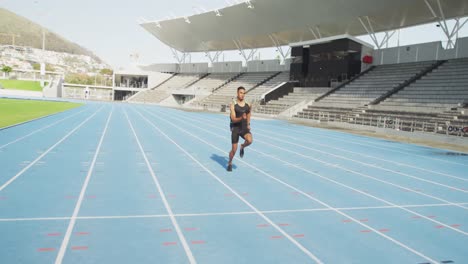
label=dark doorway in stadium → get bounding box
[114,90,137,101]
[290,38,364,87]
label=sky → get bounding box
[1,0,468,69]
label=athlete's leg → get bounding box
[228,128,240,171]
[227,143,237,171]
[229,143,238,164]
[242,133,253,148]
[239,133,252,158]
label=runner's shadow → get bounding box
[210,154,237,170]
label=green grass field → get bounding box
[0,80,45,91]
[0,98,82,128]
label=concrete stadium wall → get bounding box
[247,59,283,72]
[140,63,178,73]
[180,63,209,73]
[62,84,113,101]
[373,36,468,65]
[210,61,243,73]
[140,59,291,74]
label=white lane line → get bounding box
[0,106,104,192]
[124,109,196,264]
[138,106,443,263]
[1,202,468,222]
[253,127,468,182]
[254,132,468,193]
[167,108,468,191]
[258,119,468,167]
[55,107,113,264]
[164,109,468,208]
[0,108,89,150]
[157,108,468,235]
[140,106,442,263]
[186,110,468,167]
[133,108,324,264]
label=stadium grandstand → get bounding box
[110,0,468,138]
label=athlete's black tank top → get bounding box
[230,102,250,129]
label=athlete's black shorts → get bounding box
[231,126,251,144]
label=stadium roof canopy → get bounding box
[140,0,468,53]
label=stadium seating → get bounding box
[377,58,468,113]
[313,61,435,108]
[128,73,202,103]
[255,87,330,115]
[195,72,278,109]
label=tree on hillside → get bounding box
[32,63,55,72]
[1,65,12,78]
[100,68,113,76]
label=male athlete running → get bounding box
[227,86,253,172]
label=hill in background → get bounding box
[0,8,102,63]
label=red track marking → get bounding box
[163,242,177,246]
[148,194,158,199]
[64,196,76,199]
[342,219,352,223]
[412,216,422,219]
[435,225,444,229]
[47,233,61,236]
[241,192,249,196]
[38,248,55,252]
[360,219,369,222]
[379,229,390,232]
[360,230,372,233]
[451,224,461,228]
[270,236,283,239]
[87,195,96,199]
[278,223,290,226]
[224,193,234,197]
[167,194,176,198]
[184,227,198,231]
[293,234,305,238]
[160,229,172,232]
[427,215,437,218]
[256,224,269,228]
[71,246,88,250]
[76,232,90,236]
[191,240,206,244]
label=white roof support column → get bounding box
[170,48,190,64]
[233,39,257,64]
[424,0,468,49]
[358,16,395,49]
[205,51,222,64]
[308,26,322,39]
[269,34,291,62]
[202,42,222,64]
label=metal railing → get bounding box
[294,111,468,137]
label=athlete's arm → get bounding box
[230,103,243,123]
[247,105,252,130]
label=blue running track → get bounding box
[0,103,467,264]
